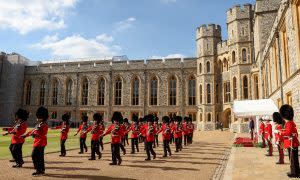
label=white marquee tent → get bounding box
[233,99,279,142]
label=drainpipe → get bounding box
[276,31,284,104]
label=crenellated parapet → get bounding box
[227,4,254,23]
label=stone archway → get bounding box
[221,108,231,128]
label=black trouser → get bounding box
[120,141,126,154]
[146,142,156,159]
[80,137,87,153]
[184,135,188,146]
[188,133,192,144]
[124,134,129,146]
[143,137,147,150]
[32,146,45,173]
[99,136,104,150]
[170,134,174,144]
[163,140,171,156]
[10,143,24,164]
[179,136,183,150]
[111,143,121,164]
[154,135,159,147]
[175,138,180,151]
[131,138,139,153]
[60,139,66,155]
[91,140,101,159]
[288,147,300,175]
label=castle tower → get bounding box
[0,53,28,126]
[225,4,255,132]
[196,24,221,130]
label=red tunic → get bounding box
[182,122,189,135]
[187,122,194,134]
[86,124,103,141]
[157,123,171,140]
[8,122,28,144]
[119,124,126,138]
[76,122,89,138]
[264,123,272,140]
[54,122,70,140]
[275,124,283,144]
[140,123,147,137]
[281,121,300,149]
[26,123,48,147]
[172,123,183,138]
[129,123,140,138]
[140,124,156,142]
[259,123,265,135]
[104,124,123,144]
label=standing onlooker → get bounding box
[280,105,300,178]
[249,118,255,140]
[259,119,266,148]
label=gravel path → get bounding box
[0,131,234,180]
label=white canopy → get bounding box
[233,99,279,118]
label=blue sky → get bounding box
[0,0,255,61]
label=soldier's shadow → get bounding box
[43,173,137,180]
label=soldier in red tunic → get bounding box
[259,119,266,148]
[74,115,88,153]
[119,119,126,155]
[153,117,159,148]
[22,106,49,176]
[123,118,130,147]
[102,112,124,165]
[157,116,172,157]
[187,117,195,144]
[53,113,70,157]
[2,109,28,168]
[279,105,300,178]
[140,114,157,161]
[85,113,103,160]
[172,116,183,152]
[128,116,140,154]
[264,119,273,156]
[183,117,189,146]
[273,112,284,164]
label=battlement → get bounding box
[196,24,221,39]
[227,4,254,23]
[25,57,197,74]
[217,40,229,55]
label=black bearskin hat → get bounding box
[15,108,29,121]
[36,106,48,122]
[111,111,123,123]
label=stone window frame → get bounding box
[199,63,202,74]
[149,75,159,106]
[242,75,249,99]
[206,83,211,104]
[232,51,236,64]
[292,0,300,69]
[207,113,212,122]
[223,58,229,71]
[131,76,140,106]
[25,81,32,106]
[233,77,237,100]
[188,75,196,106]
[206,61,211,73]
[253,74,259,100]
[242,48,247,63]
[199,84,203,104]
[114,76,123,106]
[279,19,291,80]
[52,78,59,106]
[224,81,231,103]
[39,80,46,106]
[168,75,177,106]
[81,77,89,106]
[66,78,72,106]
[97,77,106,106]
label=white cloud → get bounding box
[114,17,136,32]
[160,0,177,4]
[96,34,114,42]
[151,54,185,59]
[0,0,78,34]
[31,34,120,59]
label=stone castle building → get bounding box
[0,0,299,133]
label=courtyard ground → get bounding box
[0,130,234,180]
[223,133,299,180]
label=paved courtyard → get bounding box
[0,131,234,180]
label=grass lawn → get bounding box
[0,128,110,160]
